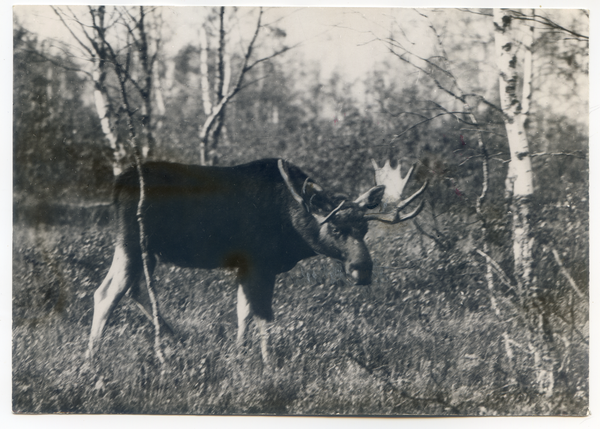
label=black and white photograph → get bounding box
[11,2,592,418]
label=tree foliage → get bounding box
[13,25,111,206]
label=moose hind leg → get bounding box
[87,245,140,359]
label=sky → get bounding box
[12,5,589,122]
[12,6,405,104]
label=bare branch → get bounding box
[18,47,92,77]
[394,112,466,138]
[530,151,586,160]
[378,103,430,120]
[426,101,475,125]
[245,43,299,73]
[463,93,504,115]
[199,8,265,147]
[457,8,493,17]
[459,152,507,166]
[386,48,464,104]
[476,249,517,293]
[413,219,447,250]
[239,7,263,75]
[51,6,95,59]
[551,248,585,299]
[508,10,589,41]
[236,75,270,93]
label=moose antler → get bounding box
[278,159,344,224]
[318,201,345,224]
[366,159,427,224]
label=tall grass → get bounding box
[12,221,588,415]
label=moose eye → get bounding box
[330,226,341,236]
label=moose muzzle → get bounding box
[346,257,373,285]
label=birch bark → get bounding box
[90,7,126,176]
[494,8,553,397]
[493,9,534,292]
[199,7,230,165]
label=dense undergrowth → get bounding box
[12,213,588,415]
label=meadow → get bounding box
[12,206,588,416]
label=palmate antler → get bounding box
[365,159,428,224]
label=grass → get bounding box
[12,219,589,415]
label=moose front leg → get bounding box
[236,284,251,347]
[254,317,270,364]
[236,272,275,364]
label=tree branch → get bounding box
[551,248,585,299]
[51,6,95,59]
[530,151,586,160]
[394,112,466,138]
[18,47,92,77]
[508,10,589,41]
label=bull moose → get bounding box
[87,158,426,363]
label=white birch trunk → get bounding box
[494,8,553,398]
[199,26,212,116]
[92,66,124,176]
[521,9,534,120]
[198,25,212,165]
[164,60,176,98]
[46,67,53,100]
[153,67,166,117]
[222,49,231,98]
[493,9,534,291]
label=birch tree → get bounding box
[493,9,535,294]
[198,7,231,165]
[118,6,162,158]
[53,5,166,365]
[490,7,589,398]
[52,6,162,173]
[52,6,127,176]
[375,8,587,398]
[197,7,292,165]
[92,6,166,366]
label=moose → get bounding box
[87,158,426,363]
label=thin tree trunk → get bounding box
[429,22,496,311]
[209,8,228,161]
[199,25,212,116]
[199,7,228,166]
[117,73,165,366]
[137,6,155,158]
[215,7,226,101]
[98,13,166,365]
[153,66,166,131]
[198,8,272,166]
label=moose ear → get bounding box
[355,185,386,209]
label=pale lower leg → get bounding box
[87,245,132,359]
[236,284,251,346]
[255,316,270,364]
